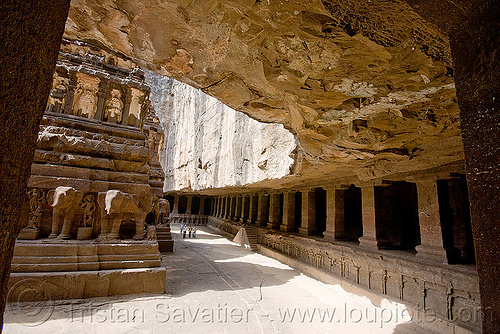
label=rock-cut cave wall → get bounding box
[145,71,296,192]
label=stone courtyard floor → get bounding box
[4,224,426,334]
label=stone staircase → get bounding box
[243,226,258,252]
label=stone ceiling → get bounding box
[63,0,464,189]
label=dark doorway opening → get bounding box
[315,188,327,235]
[375,182,421,250]
[178,196,187,214]
[437,175,475,264]
[344,185,363,241]
[192,197,200,214]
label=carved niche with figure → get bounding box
[104,89,124,123]
[72,73,100,119]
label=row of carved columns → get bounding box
[169,195,209,225]
[205,174,474,265]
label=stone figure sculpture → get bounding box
[77,193,96,240]
[104,89,124,123]
[146,225,157,240]
[73,82,99,119]
[18,188,45,239]
[27,188,44,229]
[49,186,83,239]
[104,190,147,240]
[80,194,96,228]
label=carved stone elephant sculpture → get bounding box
[48,186,83,239]
[104,190,148,239]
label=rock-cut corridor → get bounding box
[3,225,428,334]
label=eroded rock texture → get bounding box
[63,0,463,185]
[145,72,296,191]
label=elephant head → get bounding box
[105,190,140,215]
[103,189,147,240]
[51,186,82,209]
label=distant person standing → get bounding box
[188,226,192,238]
[182,226,186,239]
[193,227,197,239]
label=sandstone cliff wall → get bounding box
[145,72,296,192]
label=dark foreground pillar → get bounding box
[403,1,500,331]
[0,0,71,328]
[450,7,500,331]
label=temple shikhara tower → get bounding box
[9,41,172,299]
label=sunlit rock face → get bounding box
[145,72,296,191]
[65,0,465,186]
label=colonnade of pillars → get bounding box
[199,174,475,264]
[168,195,211,223]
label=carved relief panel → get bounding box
[104,88,125,123]
[72,72,100,119]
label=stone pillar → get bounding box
[220,197,225,218]
[199,197,206,216]
[400,4,500,331]
[323,187,348,242]
[299,189,317,236]
[0,0,72,325]
[249,195,257,224]
[219,197,227,219]
[267,192,281,229]
[281,191,297,232]
[256,193,269,227]
[95,84,107,120]
[240,195,247,224]
[233,196,239,222]
[225,196,231,219]
[186,196,192,215]
[219,197,226,219]
[121,90,131,125]
[172,196,179,215]
[63,79,77,114]
[220,197,225,217]
[213,197,217,216]
[230,196,236,220]
[216,197,221,217]
[415,178,447,262]
[358,185,378,249]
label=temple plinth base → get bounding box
[9,239,165,301]
[8,267,166,301]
